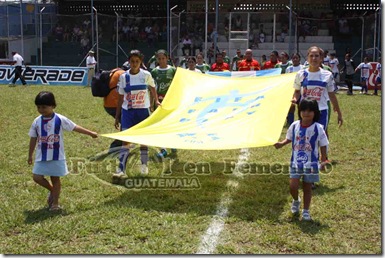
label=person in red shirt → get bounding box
[262,50,280,69]
[238,49,261,71]
[210,52,230,72]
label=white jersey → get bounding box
[294,68,335,111]
[329,58,339,74]
[376,63,381,79]
[286,64,304,74]
[357,62,371,78]
[29,113,76,162]
[323,56,330,66]
[287,121,329,170]
[118,68,155,110]
[13,53,24,66]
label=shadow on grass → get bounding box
[23,207,70,224]
[289,215,330,235]
[97,157,293,222]
[311,184,345,196]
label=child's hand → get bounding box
[28,157,33,165]
[90,131,98,138]
[274,142,283,149]
[320,160,330,171]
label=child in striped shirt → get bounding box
[28,91,98,211]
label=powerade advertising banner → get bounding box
[0,65,88,86]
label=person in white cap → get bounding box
[86,50,97,87]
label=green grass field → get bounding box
[0,85,381,254]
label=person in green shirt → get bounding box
[195,53,211,73]
[231,49,244,71]
[274,51,292,74]
[222,50,231,66]
[150,49,178,158]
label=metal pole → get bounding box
[373,7,379,61]
[34,0,38,65]
[361,17,365,61]
[39,6,45,66]
[214,0,218,58]
[93,7,98,70]
[205,0,208,62]
[167,0,170,55]
[273,13,276,51]
[170,5,177,58]
[115,11,119,67]
[288,2,293,56]
[20,0,24,57]
[91,0,94,50]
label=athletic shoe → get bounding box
[291,198,301,214]
[141,164,149,175]
[302,210,311,221]
[156,149,168,159]
[113,169,125,177]
[347,91,353,95]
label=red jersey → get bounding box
[238,59,261,71]
[263,60,280,70]
[210,62,230,72]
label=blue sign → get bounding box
[0,65,88,86]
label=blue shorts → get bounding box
[376,77,381,84]
[290,167,319,183]
[319,109,329,131]
[361,77,368,83]
[121,108,150,130]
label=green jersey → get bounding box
[231,55,243,71]
[223,55,231,66]
[196,63,211,73]
[151,65,177,101]
[275,61,293,74]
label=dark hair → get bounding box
[128,49,143,60]
[291,53,301,60]
[298,98,320,123]
[156,49,168,57]
[35,91,56,107]
[271,50,278,56]
[187,56,196,63]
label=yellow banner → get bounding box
[103,68,296,150]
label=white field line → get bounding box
[196,148,250,254]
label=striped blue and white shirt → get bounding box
[287,121,329,171]
[294,68,335,111]
[356,62,371,79]
[29,113,76,161]
[118,68,156,110]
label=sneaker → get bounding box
[347,91,353,95]
[113,169,125,177]
[291,198,301,214]
[302,210,312,221]
[156,149,168,159]
[141,164,149,175]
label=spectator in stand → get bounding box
[71,24,82,42]
[262,51,280,69]
[122,22,131,41]
[233,15,243,31]
[145,22,154,47]
[181,35,192,56]
[340,53,356,95]
[191,34,203,56]
[238,49,260,71]
[210,52,230,72]
[79,36,90,56]
[222,50,231,66]
[260,55,267,68]
[54,24,64,41]
[231,49,244,71]
[63,25,71,42]
[207,42,220,65]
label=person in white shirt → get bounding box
[86,50,97,87]
[355,56,372,94]
[373,57,381,95]
[329,53,340,83]
[9,51,27,87]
